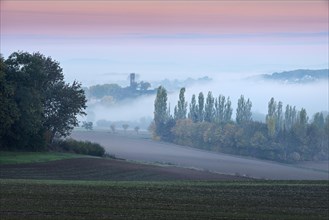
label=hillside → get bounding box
[260,69,328,83]
[71,131,329,180]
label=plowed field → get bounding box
[0,157,246,181]
[1,179,328,220]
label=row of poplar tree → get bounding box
[152,86,328,162]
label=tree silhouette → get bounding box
[134,126,140,134]
[110,124,116,133]
[122,124,129,133]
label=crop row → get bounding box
[1,180,328,220]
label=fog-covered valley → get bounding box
[81,70,328,129]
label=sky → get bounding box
[1,0,328,85]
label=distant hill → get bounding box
[260,69,328,83]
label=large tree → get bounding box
[0,55,19,142]
[1,51,86,149]
[44,81,86,141]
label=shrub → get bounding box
[289,152,301,161]
[54,139,105,156]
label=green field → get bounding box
[1,179,328,220]
[1,152,328,219]
[0,151,90,164]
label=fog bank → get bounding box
[81,75,328,125]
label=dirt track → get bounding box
[71,131,329,180]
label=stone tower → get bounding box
[130,73,136,87]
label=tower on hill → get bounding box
[130,73,136,88]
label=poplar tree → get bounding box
[224,97,233,123]
[197,92,204,122]
[284,105,297,130]
[174,88,187,120]
[236,95,252,124]
[215,95,225,123]
[154,86,168,127]
[204,91,215,122]
[298,108,308,128]
[276,101,283,132]
[188,94,198,122]
[266,97,277,137]
[312,112,325,128]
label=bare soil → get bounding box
[0,158,247,181]
[1,179,328,220]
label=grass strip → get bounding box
[0,151,92,165]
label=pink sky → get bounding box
[0,1,328,84]
[2,1,328,36]
[1,1,328,115]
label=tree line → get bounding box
[152,86,329,162]
[85,81,154,101]
[0,52,87,150]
